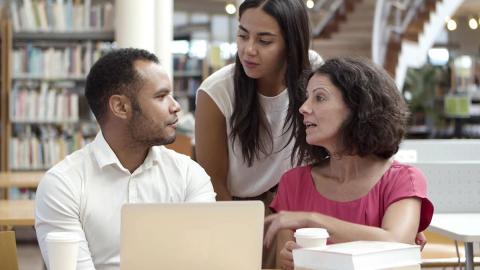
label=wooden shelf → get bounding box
[1,20,12,171]
[0,171,44,188]
[13,31,114,41]
[174,91,195,99]
[12,75,86,82]
[174,71,203,78]
[10,120,78,125]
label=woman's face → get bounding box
[299,74,351,149]
[236,7,286,80]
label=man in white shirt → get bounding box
[35,48,216,270]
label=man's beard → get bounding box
[128,107,176,147]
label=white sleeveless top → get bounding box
[198,64,294,197]
[197,51,323,197]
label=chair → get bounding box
[422,230,480,268]
[0,231,19,270]
[410,161,480,269]
[395,142,480,269]
[165,133,194,158]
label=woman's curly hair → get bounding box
[292,57,409,166]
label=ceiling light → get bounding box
[469,18,479,30]
[428,48,449,65]
[446,19,457,31]
[306,0,314,9]
[225,3,236,15]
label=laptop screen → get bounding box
[120,201,264,270]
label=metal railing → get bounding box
[372,0,425,66]
[309,0,346,36]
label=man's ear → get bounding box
[109,94,131,120]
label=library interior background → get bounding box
[0,0,479,269]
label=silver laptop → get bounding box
[120,201,264,270]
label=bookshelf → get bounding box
[0,0,115,174]
[1,20,12,172]
[0,21,3,171]
[173,54,205,112]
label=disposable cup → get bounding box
[294,228,329,248]
[45,232,81,270]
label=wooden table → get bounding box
[0,200,35,230]
[429,213,480,270]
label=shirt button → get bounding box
[128,177,137,203]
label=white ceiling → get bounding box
[175,0,230,14]
[455,0,480,17]
[174,0,480,16]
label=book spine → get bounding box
[37,0,50,31]
[9,126,91,170]
[13,42,114,78]
[10,1,21,32]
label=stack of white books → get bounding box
[293,241,421,270]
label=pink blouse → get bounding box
[270,161,434,232]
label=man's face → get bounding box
[127,60,181,147]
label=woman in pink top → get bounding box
[264,57,434,270]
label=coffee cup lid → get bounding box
[294,228,329,238]
[46,232,81,243]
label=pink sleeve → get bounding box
[269,173,290,213]
[384,165,434,232]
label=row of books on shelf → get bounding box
[10,0,114,32]
[173,55,203,74]
[8,187,37,200]
[10,83,80,123]
[12,41,113,78]
[9,129,94,170]
[174,77,201,97]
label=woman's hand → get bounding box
[415,232,427,250]
[278,241,300,270]
[264,211,314,247]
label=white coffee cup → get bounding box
[45,232,81,270]
[294,228,329,248]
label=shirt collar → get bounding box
[142,146,163,170]
[91,131,123,169]
[91,131,164,171]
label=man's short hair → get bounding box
[85,48,159,123]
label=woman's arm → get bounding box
[195,90,231,200]
[265,197,421,246]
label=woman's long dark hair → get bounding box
[231,0,311,166]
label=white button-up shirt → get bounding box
[35,132,216,270]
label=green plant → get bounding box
[403,64,444,127]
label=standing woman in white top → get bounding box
[196,0,318,202]
[195,1,319,266]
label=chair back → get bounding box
[398,142,480,267]
[398,139,480,162]
[0,231,19,270]
[164,133,194,158]
[407,161,480,213]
